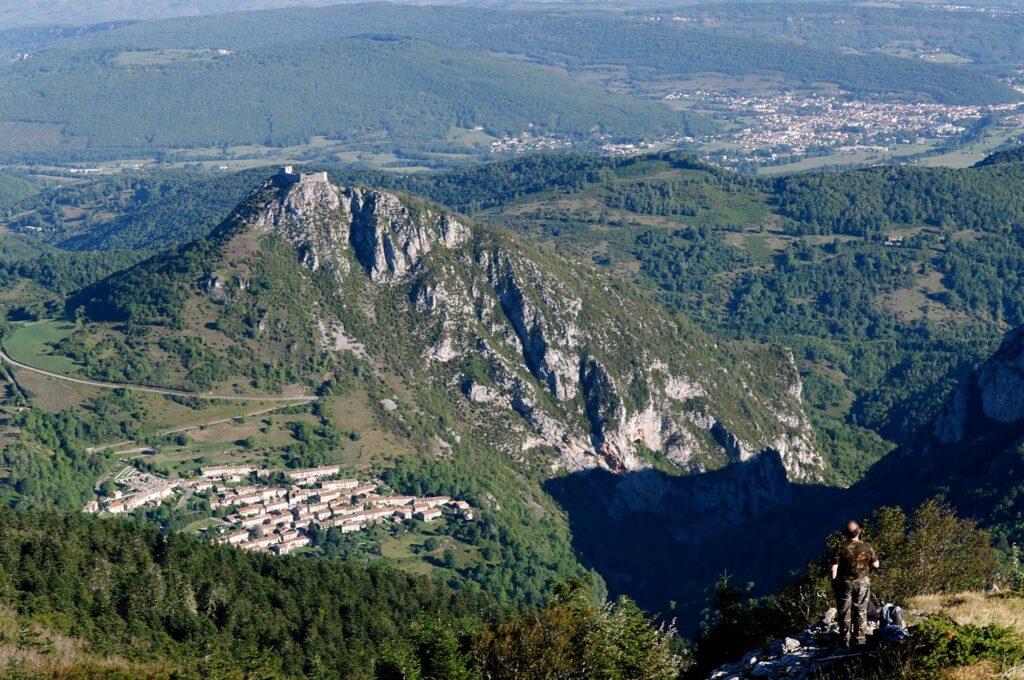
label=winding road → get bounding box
[0,348,316,402]
[0,346,318,455]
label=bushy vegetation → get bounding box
[910,617,1024,677]
[1,170,266,251]
[0,509,682,679]
[771,163,1024,236]
[0,392,145,509]
[378,578,681,680]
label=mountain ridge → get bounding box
[72,168,825,480]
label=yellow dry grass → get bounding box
[940,661,1024,679]
[940,661,999,679]
[908,592,1024,634]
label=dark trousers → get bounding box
[835,576,870,644]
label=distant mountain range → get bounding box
[0,0,341,27]
[0,3,1016,164]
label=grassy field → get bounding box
[377,520,482,577]
[113,49,224,66]
[7,365,105,411]
[756,143,934,175]
[909,592,1024,634]
[3,321,78,373]
[447,125,497,147]
[127,390,410,477]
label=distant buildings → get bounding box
[91,462,475,558]
[200,465,264,479]
[414,507,443,522]
[286,465,340,482]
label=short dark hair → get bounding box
[845,521,861,540]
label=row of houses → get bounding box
[102,483,177,514]
[225,527,311,555]
[212,476,474,554]
[89,464,349,516]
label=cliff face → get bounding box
[839,321,1024,553]
[216,172,825,481]
[933,325,1024,444]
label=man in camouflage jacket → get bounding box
[830,521,880,648]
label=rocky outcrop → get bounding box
[934,325,1024,444]
[228,171,824,481]
[243,174,469,284]
[487,251,580,401]
[249,174,348,274]
[348,188,469,283]
[708,611,867,680]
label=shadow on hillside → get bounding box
[544,452,846,633]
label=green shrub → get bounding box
[912,617,1024,676]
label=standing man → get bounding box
[830,521,880,649]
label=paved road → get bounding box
[0,348,315,402]
[1,343,320,457]
[84,397,318,454]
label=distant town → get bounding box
[85,463,473,556]
[668,89,1024,164]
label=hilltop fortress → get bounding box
[278,165,328,185]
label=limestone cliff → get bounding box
[933,325,1024,444]
[219,171,825,481]
[77,169,824,483]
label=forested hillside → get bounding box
[0,508,686,679]
[1,169,267,251]
[0,2,1017,166]
[0,174,45,206]
[9,153,1024,480]
[0,35,701,164]
[42,4,1018,105]
[6,3,1024,677]
[6,151,1024,650]
[655,1,1024,77]
[346,150,1024,478]
[11,151,1024,473]
[0,167,839,635]
[0,0,334,27]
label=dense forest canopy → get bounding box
[650,1,1024,77]
[37,4,1018,105]
[0,35,701,164]
[0,508,494,676]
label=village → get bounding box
[668,89,1024,161]
[84,463,474,556]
